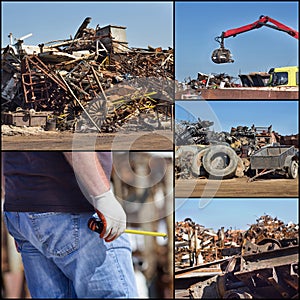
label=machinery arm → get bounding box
[212,15,298,64]
[216,15,298,47]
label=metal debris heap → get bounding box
[175,119,275,151]
[243,215,298,247]
[186,72,239,90]
[175,215,299,299]
[1,17,174,132]
[175,215,298,267]
[175,119,299,180]
[175,218,243,267]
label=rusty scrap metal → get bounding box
[175,219,243,269]
[179,72,240,92]
[280,134,299,147]
[175,119,290,179]
[1,17,173,132]
[189,246,298,298]
[175,215,299,299]
[175,215,298,268]
[243,215,298,246]
[176,120,274,151]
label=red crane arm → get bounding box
[212,15,298,64]
[222,15,298,40]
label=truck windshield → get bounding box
[269,72,288,86]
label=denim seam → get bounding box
[108,246,129,297]
[72,214,79,254]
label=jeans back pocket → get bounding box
[29,212,79,257]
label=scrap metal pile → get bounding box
[1,17,174,132]
[175,215,298,267]
[175,216,299,299]
[177,73,240,93]
[243,214,298,248]
[175,218,243,267]
[175,119,275,150]
[187,72,239,90]
[175,119,280,179]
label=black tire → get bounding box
[202,145,238,179]
[288,160,298,179]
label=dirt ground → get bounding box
[1,129,173,151]
[175,176,299,198]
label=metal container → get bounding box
[2,111,51,127]
[250,146,296,169]
[96,25,128,53]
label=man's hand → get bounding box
[92,190,126,242]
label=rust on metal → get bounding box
[1,17,174,132]
[175,215,299,299]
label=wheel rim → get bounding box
[87,98,107,128]
[290,161,298,178]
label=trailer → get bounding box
[249,145,298,181]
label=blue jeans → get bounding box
[4,211,138,298]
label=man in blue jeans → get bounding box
[3,152,138,298]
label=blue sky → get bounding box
[175,1,299,82]
[175,198,299,231]
[175,100,299,135]
[1,1,173,49]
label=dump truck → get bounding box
[238,66,299,88]
[268,66,298,87]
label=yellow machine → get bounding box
[268,66,299,87]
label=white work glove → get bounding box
[92,189,126,242]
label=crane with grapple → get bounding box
[211,15,298,64]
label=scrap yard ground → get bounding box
[175,177,298,198]
[1,129,173,151]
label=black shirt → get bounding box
[3,152,112,212]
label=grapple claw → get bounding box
[211,48,234,64]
